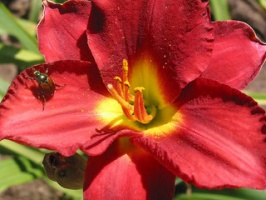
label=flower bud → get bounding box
[42,152,87,189]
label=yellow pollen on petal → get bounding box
[107,60,157,124]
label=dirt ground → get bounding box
[0,179,66,200]
[0,0,266,199]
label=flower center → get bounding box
[107,59,157,124]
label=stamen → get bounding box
[107,84,132,111]
[124,81,130,102]
[122,59,129,98]
[107,84,136,121]
[122,59,129,83]
[114,76,123,97]
[122,107,137,121]
[134,87,156,124]
[107,60,157,124]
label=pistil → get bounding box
[107,59,157,124]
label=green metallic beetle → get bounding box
[26,68,64,110]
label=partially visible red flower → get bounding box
[1,0,266,199]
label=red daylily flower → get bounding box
[1,0,266,199]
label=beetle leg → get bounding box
[55,83,66,89]
[41,94,46,111]
[24,75,35,80]
[37,91,46,111]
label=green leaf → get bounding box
[17,18,38,36]
[0,142,82,199]
[0,156,44,192]
[175,178,183,186]
[29,0,43,23]
[44,178,83,200]
[236,188,266,200]
[0,43,44,69]
[257,0,266,10]
[177,187,266,200]
[0,2,39,53]
[175,193,245,200]
[0,18,37,36]
[0,140,46,165]
[0,77,9,101]
[210,0,231,20]
[243,91,266,106]
[54,0,68,3]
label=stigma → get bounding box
[107,59,157,124]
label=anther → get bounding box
[122,59,129,83]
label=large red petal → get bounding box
[88,0,213,103]
[38,0,93,62]
[132,78,266,189]
[201,21,266,89]
[83,139,175,200]
[0,60,110,156]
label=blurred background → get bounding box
[0,0,266,199]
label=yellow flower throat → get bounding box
[107,59,157,124]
